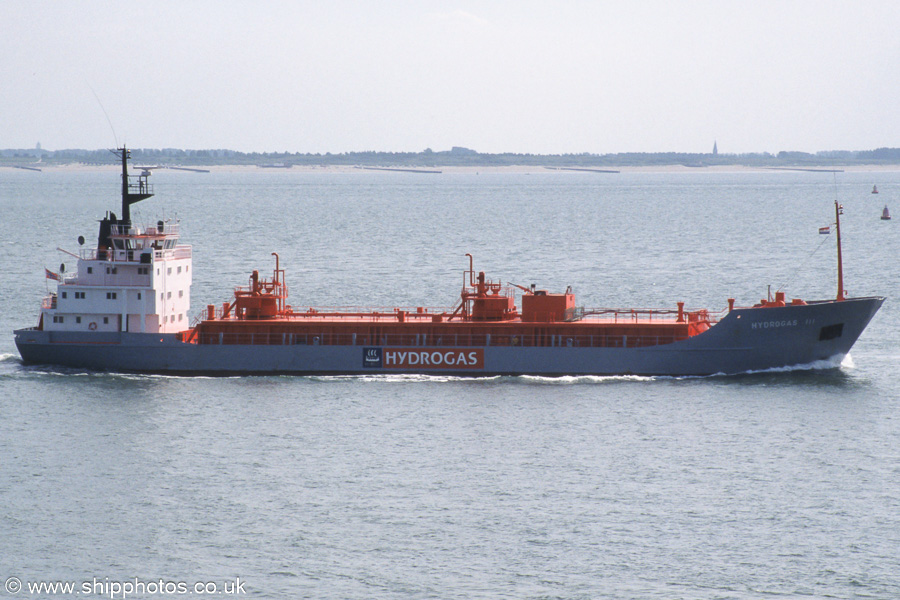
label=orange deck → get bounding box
[181,255,716,349]
[187,311,711,349]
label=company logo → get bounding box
[363,348,484,369]
[362,347,382,368]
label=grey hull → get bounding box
[14,296,885,376]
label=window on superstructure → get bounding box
[76,316,81,324]
[178,314,183,321]
[160,293,164,300]
[107,292,117,300]
[167,292,172,299]
[62,292,67,299]
[137,292,142,300]
[177,266,182,274]
[168,267,172,275]
[87,267,93,274]
[103,317,109,324]
[179,290,183,298]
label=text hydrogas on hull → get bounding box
[14,150,884,376]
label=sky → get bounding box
[3,1,900,155]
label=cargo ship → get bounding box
[14,149,884,376]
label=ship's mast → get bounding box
[835,199,844,301]
[116,146,153,225]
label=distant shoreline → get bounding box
[6,146,900,172]
[6,163,900,174]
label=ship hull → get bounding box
[14,296,884,376]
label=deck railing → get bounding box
[110,221,177,237]
[197,330,692,349]
[195,304,720,325]
[78,246,191,262]
[198,304,459,323]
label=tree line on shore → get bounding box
[4,146,900,167]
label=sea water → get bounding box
[1,168,898,599]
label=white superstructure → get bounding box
[42,221,191,334]
[39,147,192,335]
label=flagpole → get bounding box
[835,199,844,301]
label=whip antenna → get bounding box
[87,83,118,148]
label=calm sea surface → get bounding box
[1,168,898,599]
